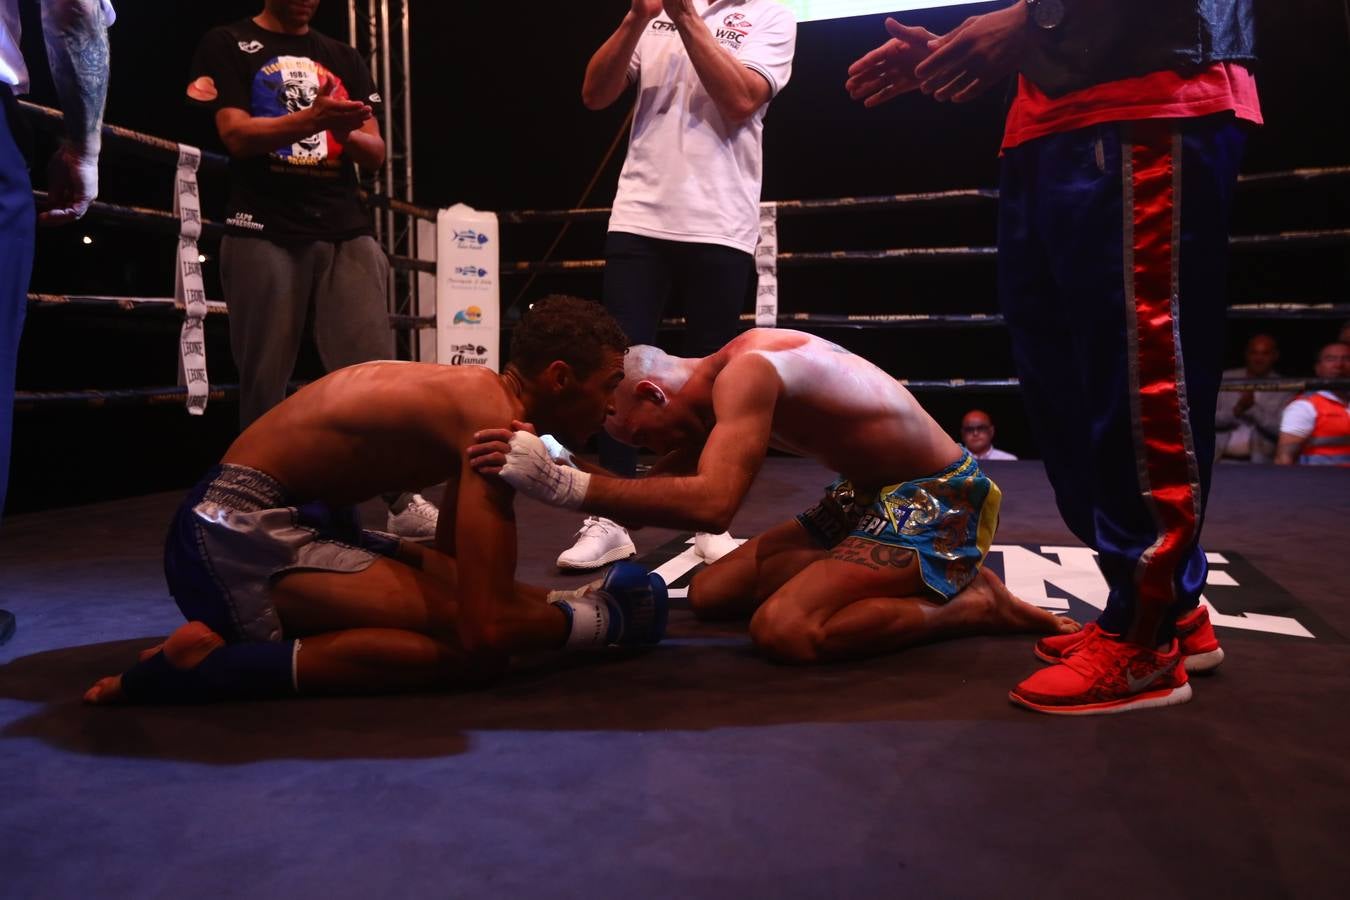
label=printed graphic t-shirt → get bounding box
[188,18,380,241]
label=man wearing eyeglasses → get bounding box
[960,410,1018,462]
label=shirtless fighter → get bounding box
[472,330,1076,664]
[85,296,667,704]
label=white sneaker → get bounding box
[694,530,739,563]
[557,516,637,571]
[387,493,439,542]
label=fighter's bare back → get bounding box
[224,362,518,505]
[702,330,960,486]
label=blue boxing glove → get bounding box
[599,562,668,646]
[549,561,668,649]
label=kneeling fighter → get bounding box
[85,296,667,705]
[473,330,1077,664]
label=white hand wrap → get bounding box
[499,431,590,509]
[539,434,578,469]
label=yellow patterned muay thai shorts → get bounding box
[795,449,1001,600]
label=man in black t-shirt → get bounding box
[187,0,438,539]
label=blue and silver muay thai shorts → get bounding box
[795,450,1002,600]
[163,464,401,642]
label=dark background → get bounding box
[9,0,1350,513]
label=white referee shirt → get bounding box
[610,0,796,254]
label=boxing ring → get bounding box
[3,103,1350,898]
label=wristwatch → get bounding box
[1025,0,1065,30]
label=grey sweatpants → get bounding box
[220,234,394,429]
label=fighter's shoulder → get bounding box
[443,364,513,411]
[714,350,785,405]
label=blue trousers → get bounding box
[598,230,754,474]
[998,115,1246,645]
[0,84,35,520]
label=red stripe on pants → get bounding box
[1128,123,1200,645]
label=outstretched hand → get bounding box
[484,430,590,509]
[845,18,939,107]
[913,2,1030,103]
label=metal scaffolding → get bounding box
[347,0,420,358]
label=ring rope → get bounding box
[22,102,438,221]
[29,294,1344,332]
[24,292,433,329]
[498,228,1350,274]
[20,376,1348,410]
[499,168,1350,224]
[19,100,230,174]
[31,190,436,276]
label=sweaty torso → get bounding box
[223,362,512,504]
[711,330,962,488]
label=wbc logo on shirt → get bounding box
[716,12,753,47]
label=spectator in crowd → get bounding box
[1215,333,1292,463]
[1276,342,1350,466]
[186,0,436,540]
[960,409,1017,461]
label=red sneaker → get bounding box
[1033,621,1105,665]
[1010,632,1191,715]
[1174,605,1225,672]
[1034,606,1224,673]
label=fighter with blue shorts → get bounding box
[478,329,1078,665]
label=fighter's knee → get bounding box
[750,605,823,665]
[688,567,735,620]
[689,565,760,621]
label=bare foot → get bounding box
[83,622,226,705]
[949,568,1081,636]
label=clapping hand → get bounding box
[845,18,939,107]
[913,2,1030,103]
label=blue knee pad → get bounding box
[599,562,669,646]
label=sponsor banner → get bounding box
[637,537,1341,642]
[173,144,208,415]
[755,202,778,328]
[436,204,500,369]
